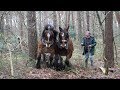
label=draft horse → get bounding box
[55,26,74,69]
[36,24,58,69]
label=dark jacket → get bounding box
[81,36,96,55]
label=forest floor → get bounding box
[23,42,120,79]
[22,60,120,79]
[1,41,120,79]
[1,59,120,79]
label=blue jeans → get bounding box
[85,52,93,66]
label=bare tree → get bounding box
[96,11,105,43]
[53,11,57,30]
[77,11,82,42]
[105,11,114,68]
[71,11,75,31]
[86,11,89,31]
[82,11,87,33]
[58,11,61,27]
[115,11,120,41]
[0,12,5,34]
[18,11,24,39]
[27,11,37,60]
[65,11,70,28]
[39,11,42,37]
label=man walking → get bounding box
[81,31,96,68]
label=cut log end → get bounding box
[99,66,108,75]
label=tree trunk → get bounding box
[18,11,24,39]
[58,11,61,27]
[53,11,57,30]
[77,11,82,42]
[27,11,37,60]
[105,11,114,68]
[65,11,68,27]
[115,11,120,41]
[39,11,42,37]
[74,12,79,41]
[82,11,86,34]
[65,11,70,28]
[71,11,75,31]
[71,11,76,40]
[92,12,95,36]
[67,11,70,27]
[96,11,105,43]
[86,11,89,31]
[7,43,14,77]
[0,12,5,34]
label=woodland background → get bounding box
[0,11,120,79]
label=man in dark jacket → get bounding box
[81,31,96,68]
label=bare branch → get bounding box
[101,11,111,24]
[96,11,105,43]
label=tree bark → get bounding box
[65,11,70,28]
[115,11,120,41]
[77,11,82,42]
[105,11,114,68]
[53,11,57,30]
[18,11,24,39]
[96,11,105,43]
[58,11,61,27]
[0,12,5,34]
[27,11,37,60]
[86,11,89,31]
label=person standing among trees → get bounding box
[81,31,96,68]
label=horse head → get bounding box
[42,24,55,48]
[58,26,69,49]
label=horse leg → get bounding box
[36,54,41,69]
[43,54,47,68]
[53,54,60,70]
[49,55,53,68]
[65,58,70,67]
[46,54,51,68]
[44,53,52,68]
[53,54,58,70]
[59,56,65,70]
[65,53,72,67]
[52,54,64,71]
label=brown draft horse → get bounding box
[55,26,74,68]
[36,24,58,69]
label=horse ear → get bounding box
[59,27,63,32]
[66,26,69,31]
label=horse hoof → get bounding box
[56,64,65,71]
[65,60,72,67]
[36,65,41,69]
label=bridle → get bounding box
[42,39,54,47]
[42,30,54,48]
[58,31,69,49]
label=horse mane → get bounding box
[53,30,59,41]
